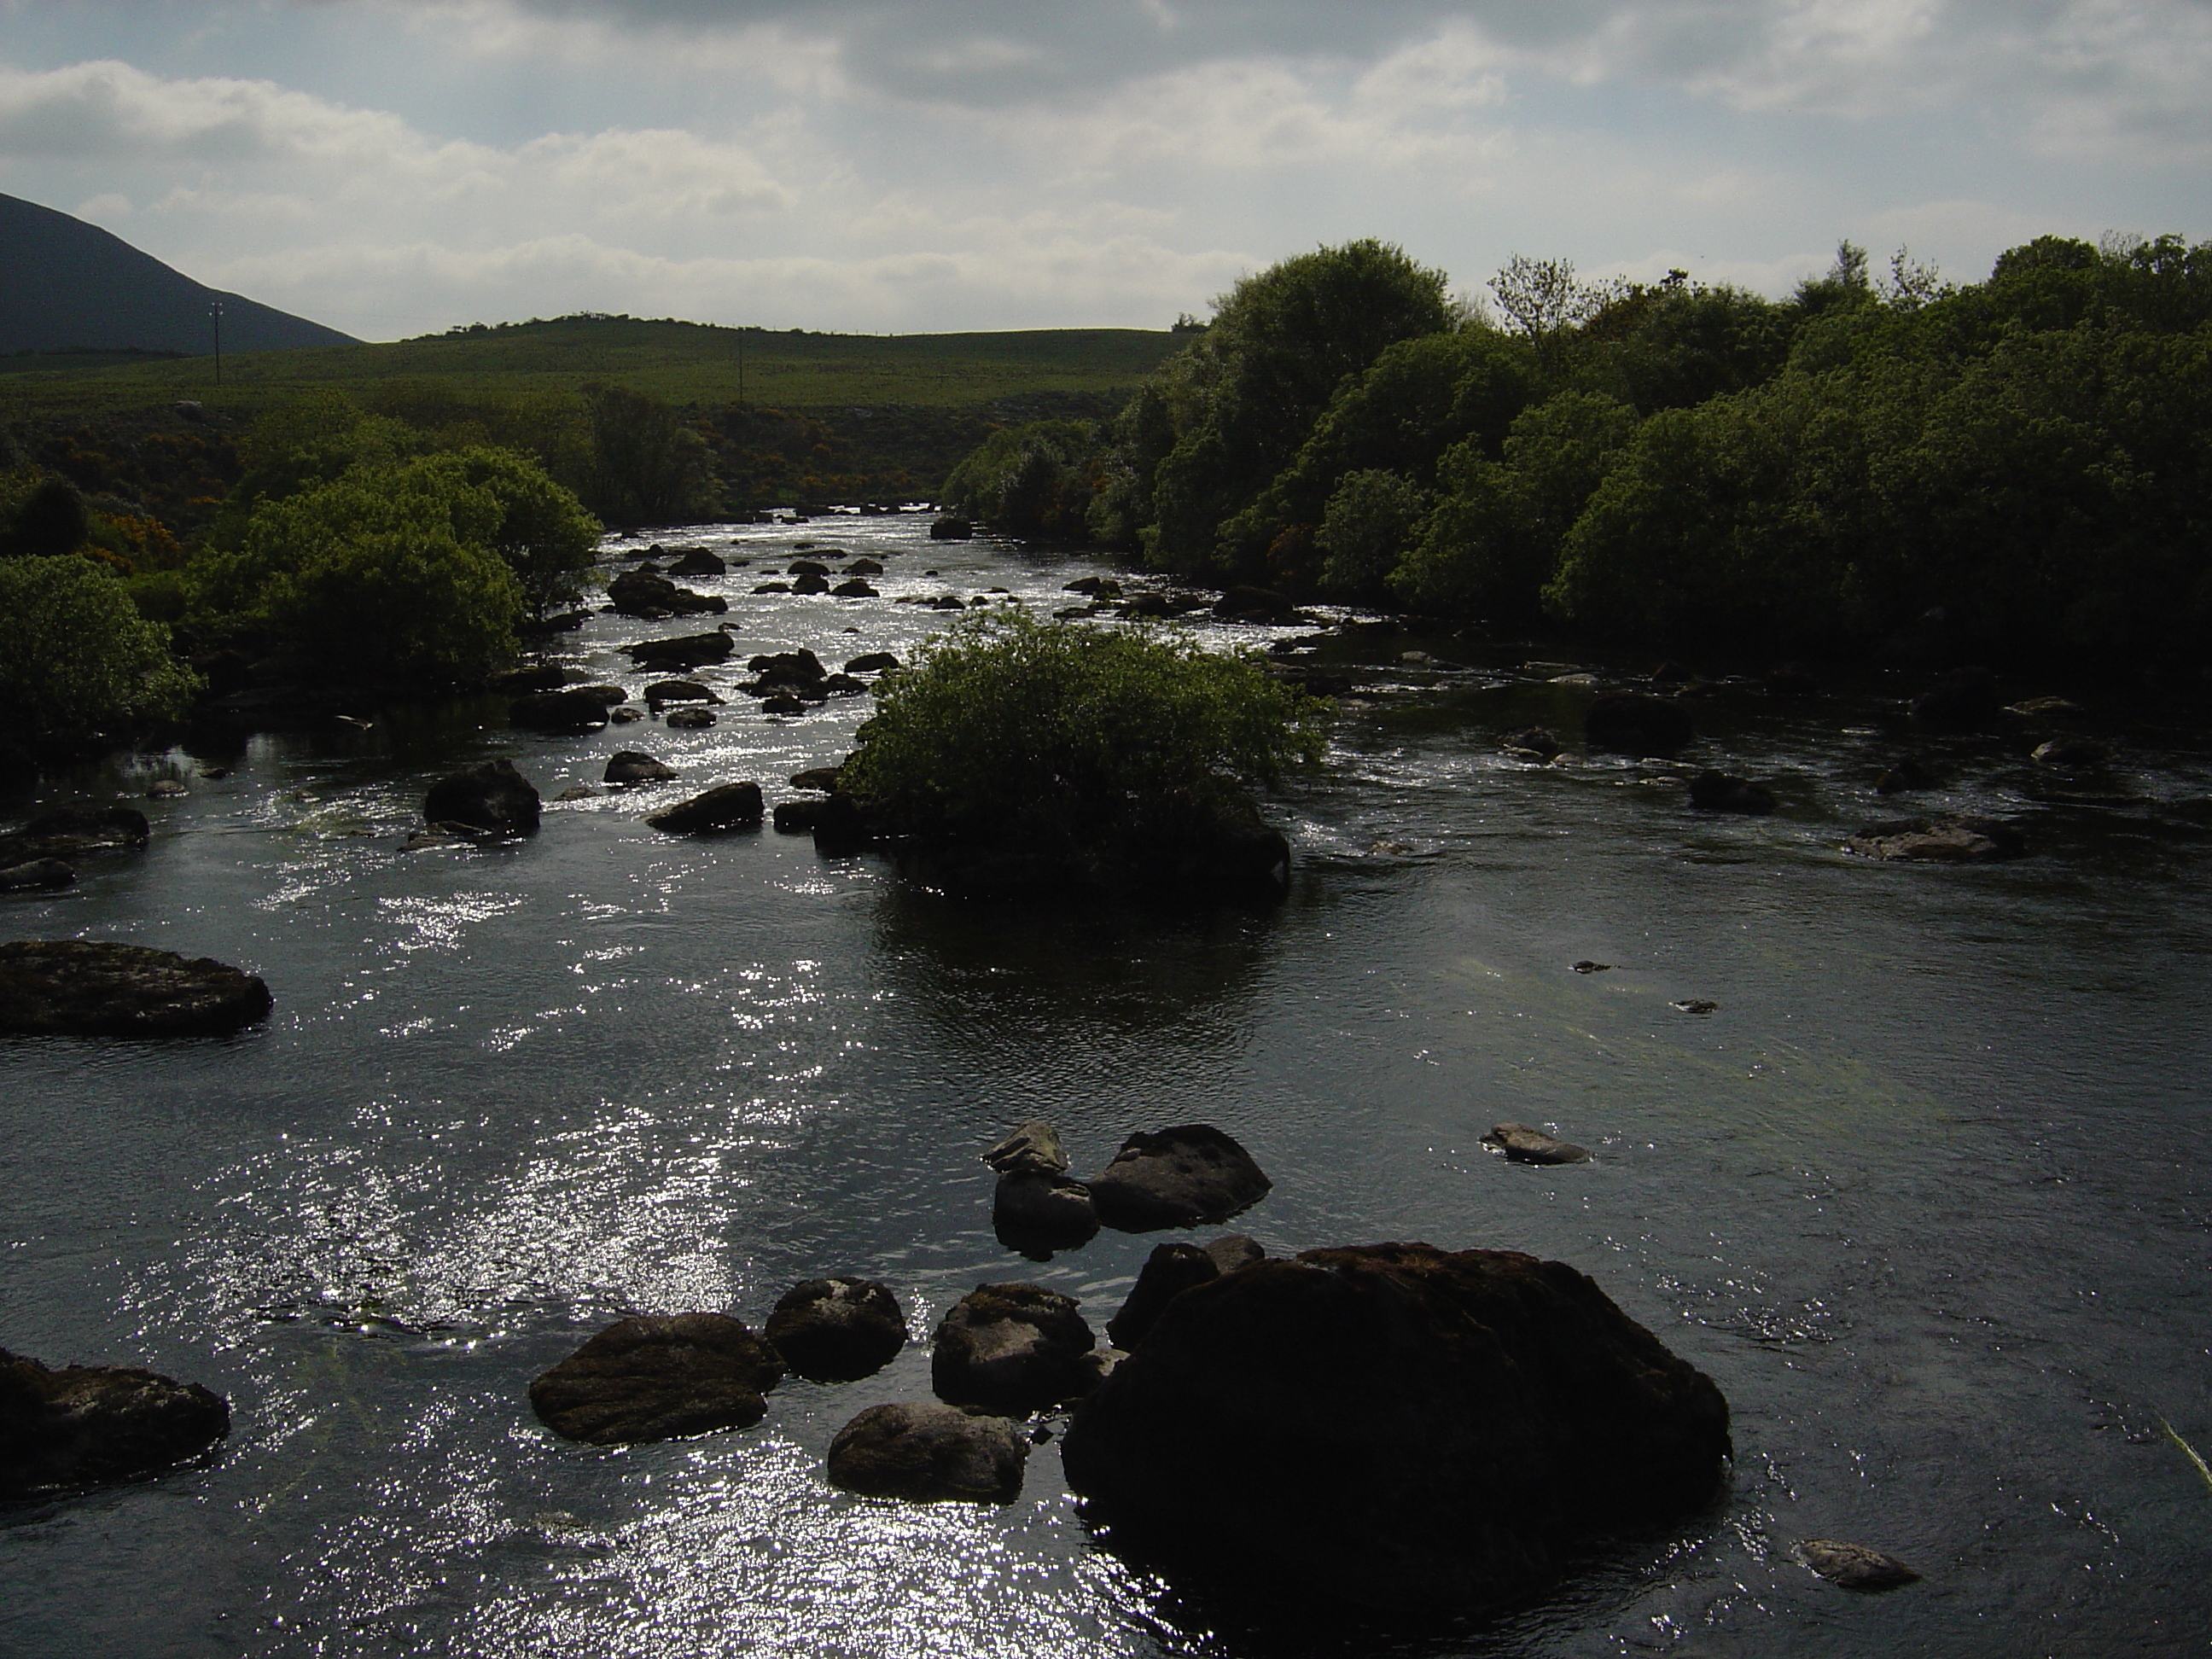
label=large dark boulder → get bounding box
[608,568,726,618]
[423,760,540,835]
[1213,586,1300,623]
[0,806,149,864]
[1585,693,1694,755]
[603,751,678,785]
[626,632,735,672]
[646,783,765,834]
[1086,1125,1271,1231]
[826,1402,1027,1502]
[844,652,899,674]
[1107,1243,1222,1351]
[667,548,727,577]
[527,1313,783,1444]
[509,690,611,733]
[1060,1242,1732,1616]
[1911,668,2000,730]
[764,1278,908,1382]
[0,940,272,1037]
[0,859,74,893]
[0,1348,230,1495]
[986,1120,1097,1254]
[931,1284,1098,1416]
[748,649,826,684]
[488,663,567,695]
[929,516,975,540]
[643,679,721,710]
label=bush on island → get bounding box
[837,611,1328,897]
[0,556,200,749]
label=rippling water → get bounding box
[4,514,2210,1658]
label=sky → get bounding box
[0,1,2207,341]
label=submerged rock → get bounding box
[1911,669,2000,730]
[765,1278,908,1382]
[1585,693,1694,755]
[0,806,149,863]
[1482,1123,1591,1165]
[1501,725,1563,760]
[528,1313,783,1444]
[509,689,611,733]
[646,783,764,834]
[0,859,74,893]
[1086,1125,1271,1231]
[931,1284,1097,1416]
[1797,1538,1922,1591]
[0,1348,230,1495]
[0,940,272,1037]
[2033,737,2111,770]
[1060,1242,1732,1616]
[1688,771,1777,814]
[844,652,899,675]
[665,707,717,729]
[1845,816,2025,863]
[826,1402,1027,1502]
[423,760,539,836]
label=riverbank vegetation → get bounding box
[945,234,2212,679]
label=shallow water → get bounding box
[4,515,2210,1658]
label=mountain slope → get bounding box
[0,193,356,355]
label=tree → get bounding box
[583,385,720,525]
[406,448,601,614]
[0,478,91,559]
[0,556,199,748]
[941,420,1097,538]
[1314,470,1429,602]
[1487,254,1627,376]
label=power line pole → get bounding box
[211,297,224,387]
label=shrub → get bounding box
[584,385,719,525]
[191,469,525,687]
[941,420,1097,538]
[0,556,199,747]
[840,610,1327,861]
[1315,470,1428,601]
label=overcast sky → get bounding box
[1,1,2207,341]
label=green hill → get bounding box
[0,192,357,357]
[0,313,1186,417]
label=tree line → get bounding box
[944,234,2212,678]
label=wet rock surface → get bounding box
[985,1122,1101,1252]
[528,1313,784,1445]
[1797,1538,1922,1591]
[1060,1242,1732,1616]
[1689,771,1778,814]
[826,1403,1027,1502]
[603,751,678,785]
[930,1284,1097,1416]
[0,940,272,1037]
[509,689,612,733]
[763,1278,907,1383]
[1086,1124,1272,1231]
[423,760,540,836]
[646,782,765,834]
[1483,1123,1592,1164]
[1586,692,1694,755]
[0,859,75,893]
[1846,815,2026,863]
[0,1348,231,1496]
[0,806,150,864]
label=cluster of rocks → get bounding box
[0,804,150,894]
[415,758,775,842]
[983,1119,1272,1256]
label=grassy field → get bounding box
[0,316,1186,416]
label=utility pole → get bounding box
[211,297,224,387]
[737,330,745,405]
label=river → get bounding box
[4,512,2209,1658]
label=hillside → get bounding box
[0,312,1186,417]
[0,193,357,357]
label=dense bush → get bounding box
[840,611,1327,861]
[940,419,1097,538]
[1314,470,1429,602]
[190,460,531,687]
[0,556,199,747]
[583,384,720,525]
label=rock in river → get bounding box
[1687,771,1777,814]
[0,1348,230,1496]
[0,806,149,864]
[0,940,272,1037]
[764,1278,907,1383]
[603,751,677,785]
[1059,1242,1732,1616]
[1585,692,1694,756]
[528,1313,783,1444]
[646,783,764,834]
[1108,1241,1242,1351]
[1845,815,2025,863]
[424,760,540,836]
[1482,1123,1592,1165]
[986,1119,1098,1254]
[932,1284,1098,1416]
[1086,1124,1271,1231]
[1797,1538,1921,1591]
[826,1402,1027,1503]
[509,689,611,733]
[0,859,74,893]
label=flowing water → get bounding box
[4,514,2210,1658]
